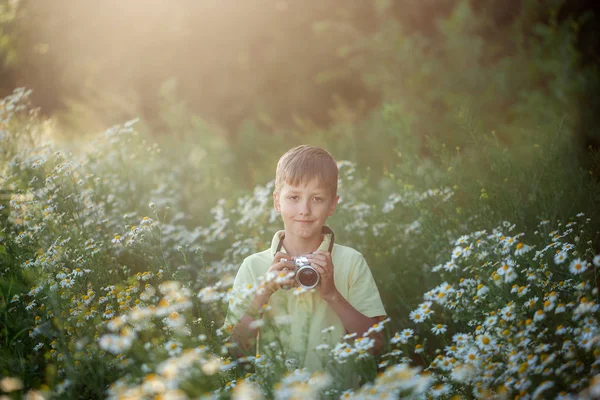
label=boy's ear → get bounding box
[327,195,340,216]
[273,191,281,213]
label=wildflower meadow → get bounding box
[1,78,600,400]
[2,2,600,399]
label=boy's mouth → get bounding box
[295,220,314,224]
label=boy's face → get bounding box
[273,179,339,241]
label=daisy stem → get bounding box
[153,208,170,272]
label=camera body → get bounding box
[281,255,320,290]
[274,226,334,291]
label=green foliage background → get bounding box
[1,0,600,398]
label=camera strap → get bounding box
[275,225,335,255]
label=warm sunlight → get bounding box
[1,1,600,399]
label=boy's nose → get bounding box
[299,201,311,215]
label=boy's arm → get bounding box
[308,251,387,354]
[228,252,296,356]
[230,290,271,355]
[324,292,386,354]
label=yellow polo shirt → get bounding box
[223,230,387,372]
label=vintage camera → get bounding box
[281,255,320,290]
[275,226,335,291]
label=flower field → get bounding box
[1,84,600,400]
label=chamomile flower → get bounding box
[496,260,514,276]
[111,234,123,244]
[390,332,403,344]
[554,251,568,265]
[366,322,385,335]
[103,309,115,319]
[409,309,425,323]
[452,333,469,344]
[429,382,451,398]
[455,235,470,246]
[500,304,516,321]
[164,340,181,356]
[140,216,153,226]
[562,243,575,252]
[400,328,414,343]
[514,242,532,256]
[593,254,600,267]
[432,263,443,272]
[220,359,237,371]
[452,246,464,259]
[477,284,489,297]
[514,285,529,297]
[569,258,588,275]
[525,297,539,310]
[533,310,546,322]
[443,261,457,272]
[483,315,498,328]
[419,300,434,311]
[431,324,447,335]
[543,300,555,312]
[293,286,308,296]
[476,333,495,350]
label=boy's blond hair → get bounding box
[275,145,338,197]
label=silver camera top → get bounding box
[274,227,335,291]
[279,254,320,290]
[292,255,311,267]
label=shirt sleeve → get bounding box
[347,255,387,318]
[223,260,256,329]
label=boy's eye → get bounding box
[286,195,324,202]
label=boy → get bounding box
[223,145,387,373]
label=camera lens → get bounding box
[297,268,319,287]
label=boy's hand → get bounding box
[264,252,297,295]
[306,251,339,301]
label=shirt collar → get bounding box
[270,228,333,257]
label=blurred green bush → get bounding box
[2,0,600,397]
